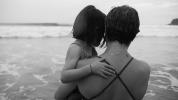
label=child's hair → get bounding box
[103,5,140,46]
[72,5,106,46]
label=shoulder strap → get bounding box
[118,57,133,75]
[88,57,135,100]
[71,42,82,47]
[71,42,83,54]
[117,57,136,100]
[88,59,113,100]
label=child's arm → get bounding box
[61,44,116,83]
[77,58,117,79]
[60,44,92,83]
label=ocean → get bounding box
[0,25,178,100]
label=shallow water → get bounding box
[0,37,178,100]
[129,37,178,100]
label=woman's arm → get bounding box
[61,44,92,83]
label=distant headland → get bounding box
[169,18,178,25]
[0,23,72,26]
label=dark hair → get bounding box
[104,5,140,46]
[73,5,106,46]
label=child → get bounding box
[55,5,116,100]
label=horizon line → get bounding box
[0,22,177,26]
[0,23,73,26]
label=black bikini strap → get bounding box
[96,56,102,58]
[88,59,114,100]
[118,57,133,75]
[89,76,117,100]
[88,57,135,100]
[117,57,136,100]
[71,42,82,47]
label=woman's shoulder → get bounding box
[130,59,150,99]
[133,58,151,75]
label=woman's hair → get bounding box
[73,5,106,46]
[104,5,140,46]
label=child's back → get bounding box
[55,39,97,100]
[54,5,106,100]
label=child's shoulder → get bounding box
[68,43,82,52]
[71,40,83,48]
[66,41,83,56]
[65,44,83,60]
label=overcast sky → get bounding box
[0,0,178,25]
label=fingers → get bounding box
[104,64,116,72]
[103,69,115,77]
[99,72,108,79]
[104,67,116,76]
[99,60,116,72]
[102,63,116,72]
[102,66,117,79]
[92,61,117,79]
[100,69,116,79]
[98,62,117,77]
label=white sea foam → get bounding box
[154,79,169,84]
[0,26,72,38]
[0,25,178,38]
[138,25,178,37]
[51,58,65,65]
[0,63,20,77]
[18,86,36,93]
[51,57,65,73]
[145,90,156,96]
[3,82,16,91]
[33,74,48,84]
[151,70,178,92]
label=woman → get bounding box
[76,5,151,100]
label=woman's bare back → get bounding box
[77,52,150,100]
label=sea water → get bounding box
[0,25,178,100]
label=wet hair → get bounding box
[104,5,140,46]
[72,5,106,46]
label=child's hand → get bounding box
[90,61,116,79]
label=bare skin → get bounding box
[54,40,116,100]
[76,41,151,100]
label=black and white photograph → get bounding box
[0,0,178,100]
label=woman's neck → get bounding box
[104,41,128,56]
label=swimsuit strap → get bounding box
[96,56,102,58]
[117,57,135,100]
[118,57,133,75]
[88,57,135,100]
[71,42,82,47]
